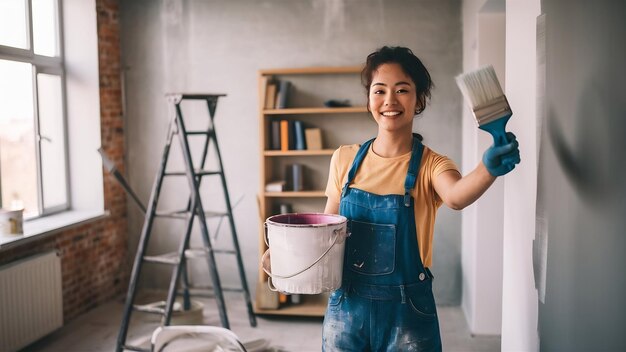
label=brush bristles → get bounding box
[456,65,505,110]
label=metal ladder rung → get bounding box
[154,210,227,219]
[143,248,234,265]
[122,345,150,352]
[204,210,229,218]
[143,253,180,265]
[154,210,189,219]
[192,286,244,293]
[178,286,244,298]
[163,169,221,176]
[186,130,210,135]
[185,248,236,258]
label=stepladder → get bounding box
[114,93,256,352]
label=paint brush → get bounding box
[456,65,513,146]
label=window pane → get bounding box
[37,73,67,209]
[0,0,29,49]
[32,0,58,56]
[0,60,39,217]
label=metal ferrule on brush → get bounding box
[472,95,512,126]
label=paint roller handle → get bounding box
[98,147,117,173]
[97,147,148,213]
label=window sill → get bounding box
[0,209,108,251]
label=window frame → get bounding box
[0,0,70,217]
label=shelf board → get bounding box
[259,66,362,75]
[264,191,326,198]
[253,295,328,317]
[264,149,334,157]
[263,107,367,115]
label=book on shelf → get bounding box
[265,180,286,192]
[259,76,269,108]
[265,81,277,109]
[285,164,304,191]
[273,120,315,152]
[287,120,296,150]
[305,128,323,150]
[293,120,307,150]
[270,120,281,150]
[275,80,292,109]
[280,120,289,151]
[279,293,288,304]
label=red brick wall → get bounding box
[0,0,128,322]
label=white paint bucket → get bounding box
[0,208,24,235]
[262,213,348,294]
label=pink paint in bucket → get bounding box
[263,213,348,294]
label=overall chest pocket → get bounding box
[346,220,396,276]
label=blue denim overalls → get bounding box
[322,137,442,352]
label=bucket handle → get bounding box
[262,228,346,289]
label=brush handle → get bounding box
[478,114,512,146]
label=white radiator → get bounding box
[0,251,63,352]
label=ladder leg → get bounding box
[197,209,230,328]
[162,197,197,326]
[209,113,257,327]
[181,259,192,310]
[116,128,175,352]
[175,102,230,329]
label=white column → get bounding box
[461,0,505,335]
[501,0,541,351]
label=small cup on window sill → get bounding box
[0,208,24,236]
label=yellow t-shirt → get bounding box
[325,143,460,268]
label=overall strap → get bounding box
[341,138,375,197]
[402,137,424,207]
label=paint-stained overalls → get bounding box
[322,137,442,352]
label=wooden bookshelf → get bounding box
[263,191,326,198]
[256,66,363,317]
[253,293,329,316]
[263,149,334,157]
[263,107,367,115]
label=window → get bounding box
[0,0,68,218]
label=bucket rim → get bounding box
[266,212,347,228]
[0,208,24,215]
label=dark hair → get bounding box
[361,46,434,115]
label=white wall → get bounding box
[120,0,464,304]
[460,0,485,333]
[461,0,542,343]
[538,0,626,350]
[460,0,505,336]
[63,0,104,211]
[501,0,541,350]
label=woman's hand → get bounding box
[482,132,521,176]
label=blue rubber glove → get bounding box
[482,132,521,176]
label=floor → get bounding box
[24,291,500,352]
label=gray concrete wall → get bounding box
[119,0,463,304]
[537,0,626,350]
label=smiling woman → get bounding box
[321,46,521,351]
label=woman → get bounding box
[322,46,520,351]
